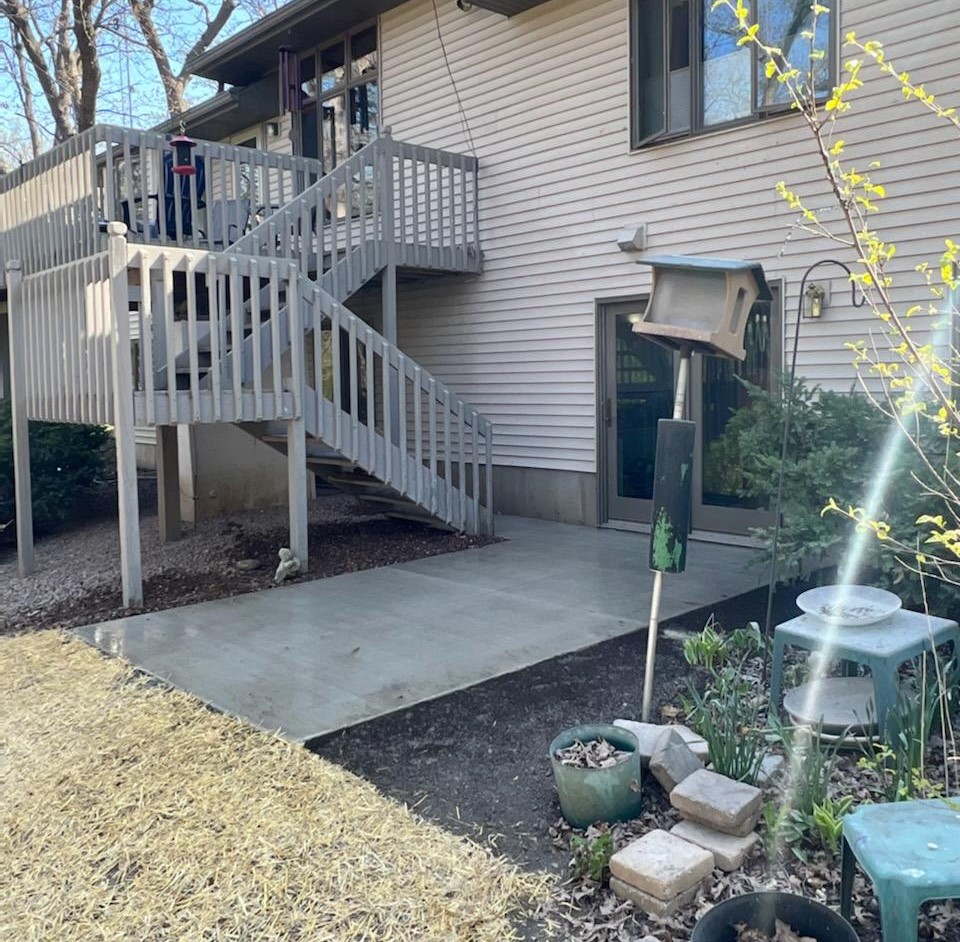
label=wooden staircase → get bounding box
[1,124,488,605]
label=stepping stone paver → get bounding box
[650,728,703,792]
[614,719,709,765]
[671,768,762,837]
[670,819,760,871]
[609,828,714,900]
[610,875,701,917]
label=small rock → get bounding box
[235,558,261,571]
[613,720,663,767]
[609,829,715,900]
[613,720,709,765]
[670,819,759,871]
[610,874,701,917]
[671,769,763,837]
[758,753,785,785]
[650,728,704,792]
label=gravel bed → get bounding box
[1,487,497,634]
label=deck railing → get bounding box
[231,135,481,291]
[0,125,324,278]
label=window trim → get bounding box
[297,19,380,168]
[630,0,837,150]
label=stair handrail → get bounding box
[292,268,494,533]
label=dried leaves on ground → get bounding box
[0,632,549,942]
[555,738,631,769]
[736,921,816,942]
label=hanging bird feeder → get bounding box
[169,123,197,176]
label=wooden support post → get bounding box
[156,425,181,542]
[0,305,10,401]
[107,222,143,608]
[6,261,34,577]
[287,416,308,572]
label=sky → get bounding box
[0,0,278,163]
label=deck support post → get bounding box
[7,261,34,577]
[287,415,308,572]
[156,425,181,542]
[107,223,143,608]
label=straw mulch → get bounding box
[0,632,550,941]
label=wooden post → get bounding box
[6,261,34,577]
[156,425,181,542]
[0,305,10,401]
[107,222,143,607]
[641,348,692,723]
[287,416,308,572]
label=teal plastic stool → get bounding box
[841,799,960,941]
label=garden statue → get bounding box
[274,547,300,584]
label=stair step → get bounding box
[306,456,356,469]
[325,474,389,489]
[384,510,455,531]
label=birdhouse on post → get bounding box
[632,254,772,361]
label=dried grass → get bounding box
[0,631,550,941]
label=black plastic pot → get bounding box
[691,891,858,942]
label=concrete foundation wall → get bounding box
[494,465,597,527]
[180,424,290,523]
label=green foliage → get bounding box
[812,795,855,854]
[706,374,960,610]
[682,617,766,673]
[857,656,957,801]
[762,721,847,859]
[682,621,768,783]
[0,399,109,539]
[570,830,613,883]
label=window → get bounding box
[631,0,835,147]
[299,23,380,171]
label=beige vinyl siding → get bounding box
[380,0,960,473]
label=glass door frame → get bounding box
[598,296,676,525]
[597,282,783,534]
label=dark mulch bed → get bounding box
[5,506,497,635]
[309,582,959,942]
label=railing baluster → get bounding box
[207,253,221,421]
[312,286,326,442]
[186,251,201,421]
[288,262,303,421]
[412,368,423,507]
[457,402,466,531]
[348,312,359,461]
[365,326,376,473]
[428,377,438,516]
[250,260,263,421]
[229,256,243,420]
[471,411,481,533]
[269,260,282,405]
[381,340,392,484]
[443,388,453,526]
[331,300,343,451]
[141,253,155,425]
[161,252,176,421]
[397,352,407,495]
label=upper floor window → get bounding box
[299,23,379,171]
[631,0,835,148]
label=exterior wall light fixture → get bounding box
[804,282,827,318]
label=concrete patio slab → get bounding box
[75,516,762,741]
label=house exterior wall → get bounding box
[376,0,959,522]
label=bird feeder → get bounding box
[632,254,772,361]
[632,253,771,722]
[169,128,197,177]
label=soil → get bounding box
[309,582,958,942]
[1,487,498,635]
